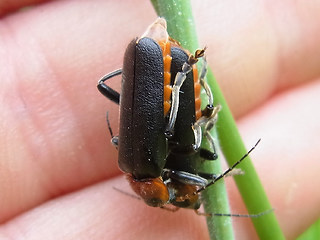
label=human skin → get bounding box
[0,0,320,239]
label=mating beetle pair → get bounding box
[97,18,257,214]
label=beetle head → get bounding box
[126,174,169,207]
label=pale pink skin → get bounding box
[0,0,320,239]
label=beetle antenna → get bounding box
[196,139,261,193]
[195,208,273,218]
[106,112,114,138]
[113,187,142,201]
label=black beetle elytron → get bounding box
[97,18,263,216]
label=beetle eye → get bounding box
[144,198,167,207]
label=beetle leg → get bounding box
[192,116,205,149]
[198,56,218,119]
[202,131,218,159]
[192,104,221,150]
[194,209,211,217]
[202,106,220,158]
[199,148,218,160]
[199,56,214,110]
[197,172,217,180]
[225,168,245,177]
[165,62,193,137]
[163,169,209,187]
[97,69,122,104]
[165,49,206,138]
[106,112,118,149]
[111,136,119,149]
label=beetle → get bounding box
[97,18,272,219]
[97,18,220,208]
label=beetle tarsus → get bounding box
[111,136,119,148]
[199,148,218,160]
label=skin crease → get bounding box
[0,0,320,239]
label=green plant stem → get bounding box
[151,0,233,239]
[151,0,285,239]
[297,218,320,240]
[207,70,285,239]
